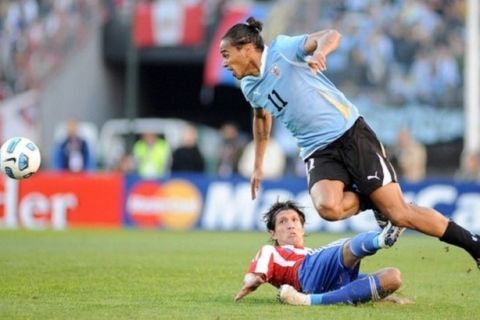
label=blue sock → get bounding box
[309,275,384,305]
[348,231,381,258]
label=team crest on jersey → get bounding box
[270,64,281,78]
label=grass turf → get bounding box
[0,229,478,320]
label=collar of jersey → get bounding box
[280,244,305,250]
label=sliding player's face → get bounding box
[220,40,254,79]
[270,209,305,247]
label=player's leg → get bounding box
[278,268,402,306]
[371,268,403,297]
[343,221,405,267]
[286,226,404,306]
[370,183,447,235]
[307,117,395,225]
[348,119,480,267]
[309,179,360,221]
[311,267,401,305]
[370,182,480,266]
[339,118,398,227]
[306,150,362,221]
[304,220,404,305]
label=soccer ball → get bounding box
[0,137,41,179]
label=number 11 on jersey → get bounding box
[267,89,288,112]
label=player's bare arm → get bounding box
[251,108,272,200]
[234,272,266,302]
[304,29,342,73]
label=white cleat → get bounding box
[378,221,405,249]
[277,285,310,306]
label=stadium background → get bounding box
[0,0,479,232]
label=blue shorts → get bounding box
[298,239,360,294]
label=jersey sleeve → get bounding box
[247,245,275,280]
[274,34,309,61]
[240,80,261,109]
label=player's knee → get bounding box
[313,199,342,221]
[383,268,402,291]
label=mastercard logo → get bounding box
[126,179,202,230]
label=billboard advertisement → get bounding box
[0,172,123,229]
[124,175,480,233]
[1,172,480,233]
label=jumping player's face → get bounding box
[270,209,305,247]
[220,39,254,79]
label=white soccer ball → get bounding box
[0,137,41,179]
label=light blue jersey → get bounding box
[240,34,360,160]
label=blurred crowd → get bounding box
[281,0,465,109]
[107,0,466,110]
[53,117,433,183]
[2,0,465,108]
[53,118,255,179]
[1,0,469,181]
[0,0,105,101]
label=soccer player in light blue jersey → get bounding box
[219,17,480,268]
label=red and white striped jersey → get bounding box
[248,244,312,290]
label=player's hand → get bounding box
[307,51,327,74]
[250,169,263,200]
[234,273,265,302]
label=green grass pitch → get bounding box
[0,229,478,320]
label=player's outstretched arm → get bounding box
[234,272,266,302]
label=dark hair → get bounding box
[263,200,306,232]
[221,16,264,50]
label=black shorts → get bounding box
[305,117,397,195]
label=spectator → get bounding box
[52,118,95,172]
[409,48,436,105]
[216,122,247,177]
[171,125,205,173]
[113,152,136,174]
[433,44,460,107]
[392,127,427,182]
[454,151,480,182]
[133,132,171,179]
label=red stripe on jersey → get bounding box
[248,245,309,291]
